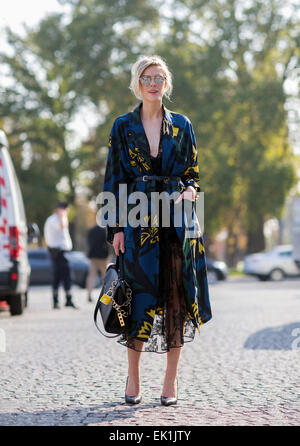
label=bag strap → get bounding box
[119,251,125,280]
[93,296,119,338]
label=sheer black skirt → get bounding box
[117,211,197,353]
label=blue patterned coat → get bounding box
[101,102,212,341]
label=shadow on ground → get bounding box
[0,401,164,426]
[244,322,300,350]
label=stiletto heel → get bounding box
[161,378,178,406]
[125,376,142,405]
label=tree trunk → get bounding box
[246,216,265,254]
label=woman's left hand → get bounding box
[174,185,196,204]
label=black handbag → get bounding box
[94,252,132,338]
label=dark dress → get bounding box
[117,121,196,353]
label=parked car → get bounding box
[243,245,300,281]
[206,259,228,283]
[28,248,97,288]
[0,130,32,315]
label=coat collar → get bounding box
[132,102,173,126]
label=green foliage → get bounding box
[0,0,299,253]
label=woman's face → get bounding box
[139,65,167,103]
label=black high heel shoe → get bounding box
[125,376,142,405]
[161,378,178,406]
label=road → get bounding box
[0,277,299,426]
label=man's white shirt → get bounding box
[44,213,73,251]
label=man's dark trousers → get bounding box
[48,248,72,306]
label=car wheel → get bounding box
[269,268,285,281]
[207,270,218,284]
[25,291,28,307]
[9,293,26,316]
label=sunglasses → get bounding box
[139,75,166,86]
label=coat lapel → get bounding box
[129,102,151,168]
[161,104,176,175]
[130,102,177,176]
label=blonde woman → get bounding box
[101,55,212,405]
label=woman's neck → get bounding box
[140,100,163,121]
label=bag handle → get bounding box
[117,251,125,280]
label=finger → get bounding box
[120,240,125,253]
[113,243,119,257]
[174,194,183,205]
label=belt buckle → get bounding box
[142,175,148,182]
[163,176,170,184]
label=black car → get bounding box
[206,259,228,283]
[28,248,92,288]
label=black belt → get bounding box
[133,175,181,184]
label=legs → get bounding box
[49,249,61,308]
[86,259,98,301]
[126,340,181,400]
[48,249,75,308]
[126,340,143,396]
[86,258,109,301]
[162,347,181,398]
[125,232,186,401]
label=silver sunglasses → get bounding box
[139,75,166,86]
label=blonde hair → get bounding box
[129,55,173,101]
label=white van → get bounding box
[0,130,31,315]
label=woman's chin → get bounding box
[143,94,163,103]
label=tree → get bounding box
[158,0,299,256]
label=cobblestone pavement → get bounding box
[0,276,299,426]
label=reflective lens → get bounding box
[140,75,165,86]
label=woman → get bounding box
[101,55,212,405]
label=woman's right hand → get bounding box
[113,231,125,256]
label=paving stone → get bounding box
[0,279,299,425]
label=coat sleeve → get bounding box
[101,118,128,245]
[181,121,201,193]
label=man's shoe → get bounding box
[65,294,79,309]
[65,301,79,309]
[53,291,59,309]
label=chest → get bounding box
[141,118,163,158]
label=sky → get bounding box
[1,1,100,148]
[1,1,64,34]
[1,0,299,158]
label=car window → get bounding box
[68,251,86,259]
[28,252,48,260]
[278,251,291,257]
[3,151,26,223]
